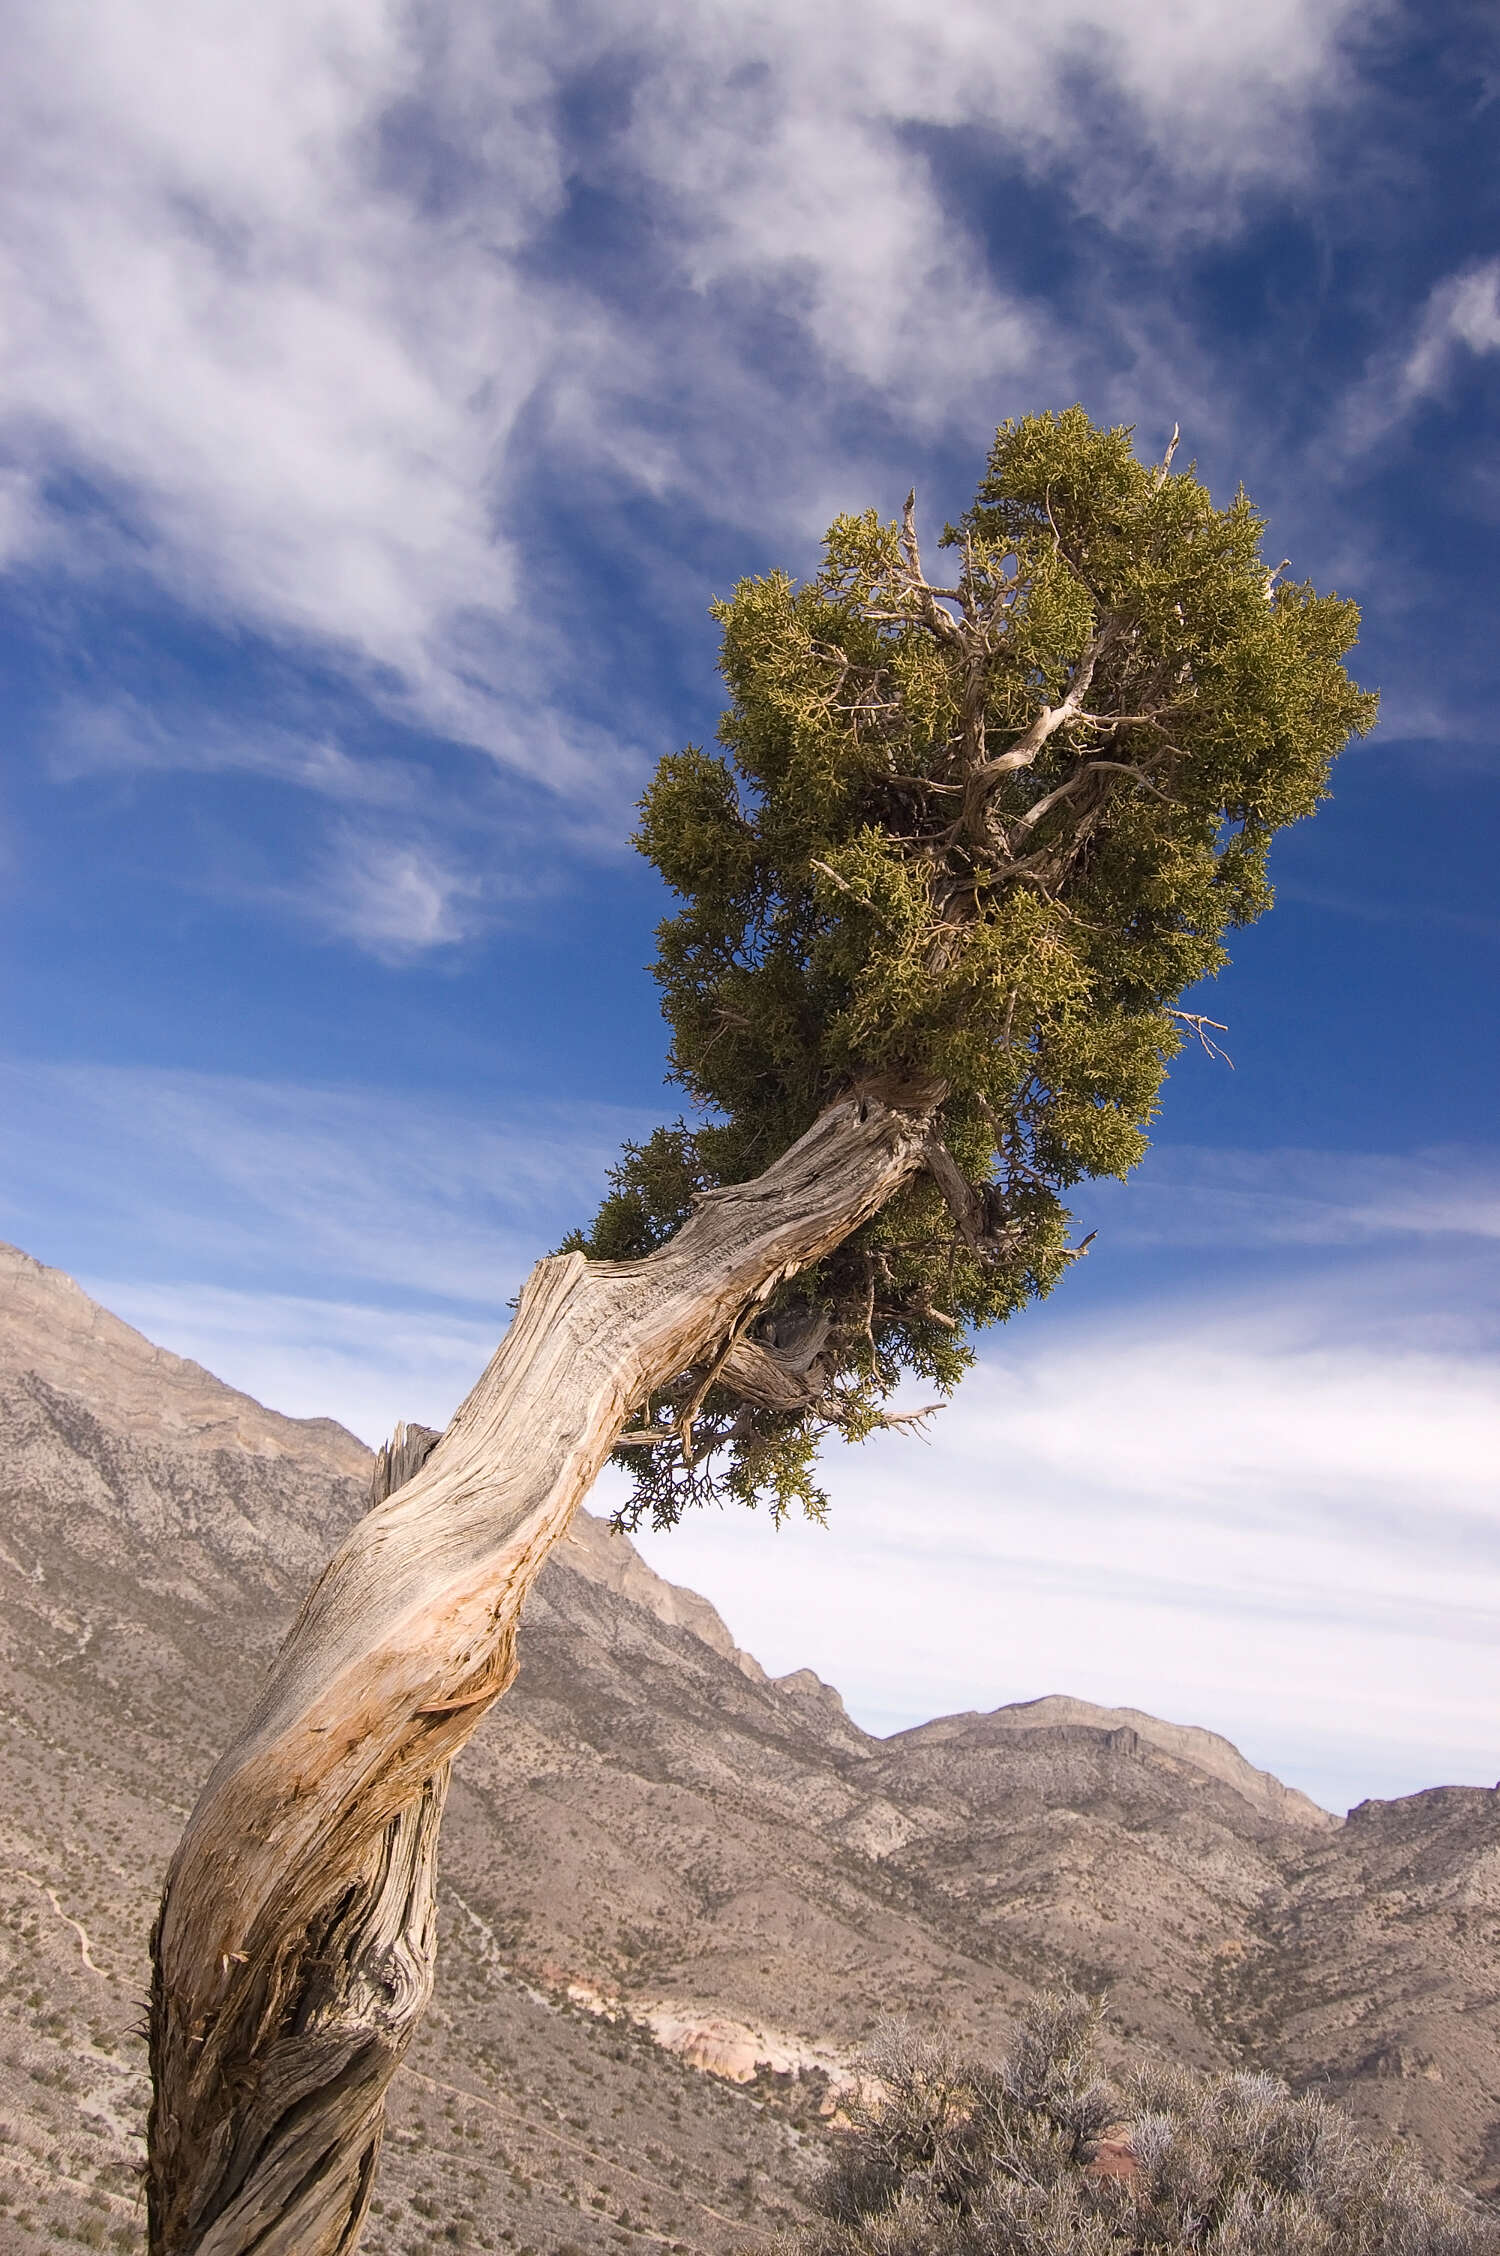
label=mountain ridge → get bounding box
[2,1239,1497,2254]
[888,1695,1339,1832]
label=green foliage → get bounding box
[788,1995,1497,2256]
[575,408,1376,1527]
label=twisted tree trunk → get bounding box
[147,1084,937,2255]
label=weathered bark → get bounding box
[147,1084,938,2254]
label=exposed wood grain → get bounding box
[370,1422,441,1508]
[147,1085,937,2253]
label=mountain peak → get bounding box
[0,1239,368,1472]
[990,1693,1338,1830]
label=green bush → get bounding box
[783,1994,1497,2255]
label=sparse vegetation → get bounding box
[786,1994,1499,2256]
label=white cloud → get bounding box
[41,691,645,950]
[1344,258,1500,452]
[306,826,484,954]
[610,0,1370,413]
[2,0,1379,773]
[0,465,46,567]
[0,1058,645,1310]
[3,3,566,739]
[1078,1141,1500,1252]
[633,1260,1500,1813]
[1398,261,1500,402]
[47,694,417,805]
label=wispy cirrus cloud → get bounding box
[47,694,419,805]
[1076,1141,1500,1252]
[2,0,1382,770]
[1398,262,1500,399]
[305,826,485,956]
[40,687,644,949]
[1342,258,1500,455]
[0,1058,647,1314]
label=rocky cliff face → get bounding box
[1,1240,1497,2254]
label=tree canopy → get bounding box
[569,407,1376,1529]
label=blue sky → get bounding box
[3,0,1498,1814]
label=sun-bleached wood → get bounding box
[147,1085,937,2255]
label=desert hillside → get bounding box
[2,1240,1497,2253]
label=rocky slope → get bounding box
[1,1241,1497,2253]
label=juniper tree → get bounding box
[575,407,1373,1528]
[147,408,1375,2254]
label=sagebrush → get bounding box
[784,1993,1495,2256]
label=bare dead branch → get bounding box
[809,858,874,909]
[967,617,1118,789]
[900,487,922,582]
[1013,758,1176,839]
[1166,1008,1235,1068]
[924,1135,984,1252]
[679,1308,759,1464]
[876,1400,944,1432]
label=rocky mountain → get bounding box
[1,1240,1497,2254]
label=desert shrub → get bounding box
[783,1993,1498,2256]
